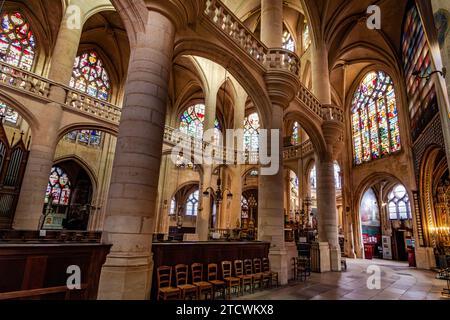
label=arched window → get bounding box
[310,165,316,190]
[65,130,102,147]
[45,166,71,206]
[388,184,411,220]
[70,51,111,101]
[351,71,401,165]
[0,12,36,71]
[241,195,249,219]
[179,104,221,141]
[282,29,295,52]
[334,162,341,190]
[402,4,437,141]
[0,100,19,125]
[244,112,260,151]
[291,121,300,145]
[185,190,199,216]
[290,170,299,210]
[169,198,176,215]
[302,23,311,51]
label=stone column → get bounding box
[261,0,283,47]
[228,87,247,228]
[258,104,288,284]
[97,11,175,299]
[13,3,86,229]
[311,41,332,104]
[197,166,212,241]
[316,157,340,271]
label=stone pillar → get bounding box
[97,11,175,299]
[311,41,331,104]
[316,157,341,271]
[261,0,283,47]
[258,104,288,285]
[198,166,212,241]
[13,3,86,229]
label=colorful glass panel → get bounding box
[65,130,102,147]
[0,12,36,71]
[291,121,300,145]
[179,104,221,141]
[402,4,437,141]
[0,100,19,124]
[45,166,71,206]
[351,71,401,165]
[282,29,295,52]
[243,112,260,152]
[70,51,111,101]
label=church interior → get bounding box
[0,0,450,301]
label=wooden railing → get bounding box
[0,284,87,300]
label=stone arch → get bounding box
[173,39,272,130]
[0,92,39,136]
[57,123,118,141]
[53,155,98,196]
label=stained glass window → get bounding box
[244,112,260,152]
[179,104,221,141]
[282,29,295,52]
[402,4,437,141]
[0,12,36,71]
[65,130,102,147]
[70,51,111,101]
[241,196,249,219]
[291,121,300,145]
[290,170,299,210]
[0,100,19,124]
[303,23,311,51]
[351,71,401,165]
[185,190,199,216]
[388,184,411,220]
[45,166,71,206]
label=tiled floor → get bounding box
[237,258,450,300]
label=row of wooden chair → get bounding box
[156,258,278,300]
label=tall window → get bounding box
[0,12,36,71]
[282,29,295,52]
[291,121,300,145]
[45,166,71,206]
[169,198,176,215]
[0,100,19,125]
[402,4,437,141]
[243,112,260,151]
[179,104,221,141]
[351,71,401,165]
[185,190,199,216]
[65,130,102,147]
[388,184,411,220]
[70,51,111,101]
[302,23,311,51]
[290,170,299,210]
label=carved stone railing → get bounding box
[0,61,50,98]
[282,141,314,160]
[322,105,344,122]
[64,88,122,123]
[264,48,300,76]
[297,84,323,119]
[204,0,267,64]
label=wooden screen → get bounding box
[0,122,30,229]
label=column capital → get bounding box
[321,104,345,158]
[144,0,202,30]
[264,69,300,108]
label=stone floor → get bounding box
[237,258,450,300]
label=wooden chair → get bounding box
[221,261,240,299]
[175,264,198,299]
[207,263,226,299]
[191,263,213,300]
[235,260,253,295]
[252,258,264,290]
[156,266,181,300]
[262,257,278,287]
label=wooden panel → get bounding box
[0,243,111,300]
